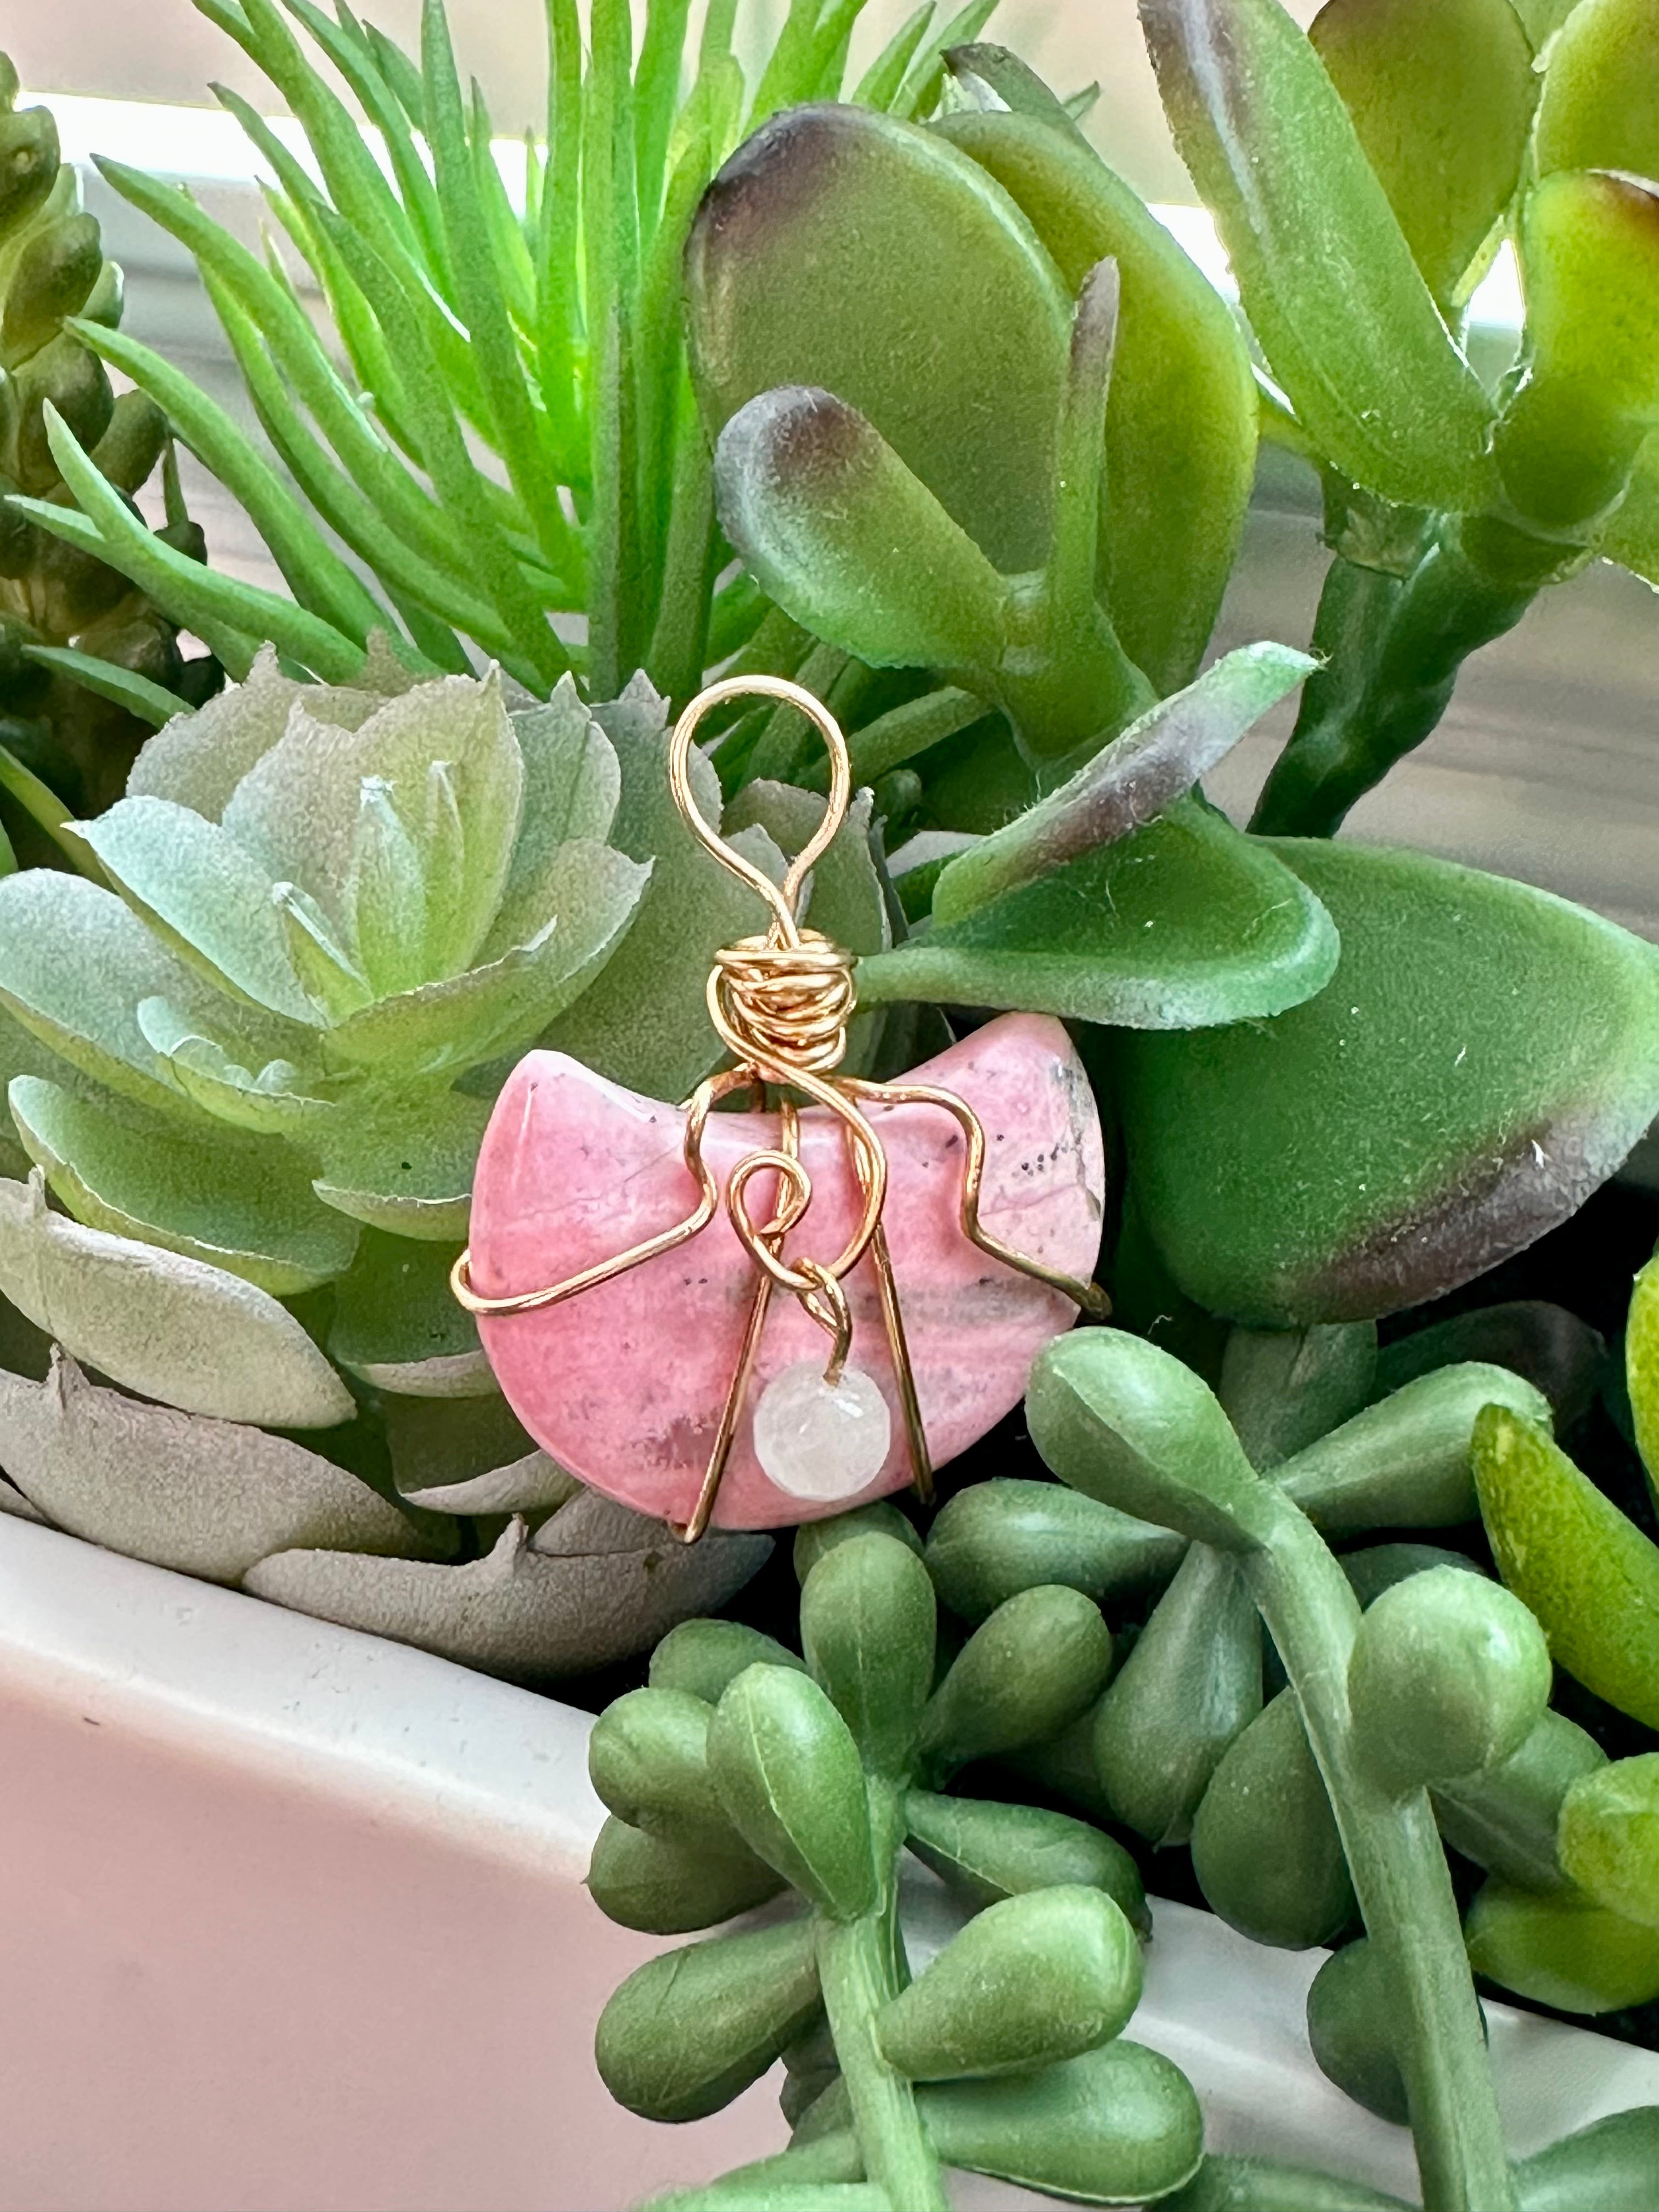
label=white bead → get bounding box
[752,1359,893,1503]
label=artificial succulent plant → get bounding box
[0,54,213,865]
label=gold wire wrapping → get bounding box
[453,673,1108,1541]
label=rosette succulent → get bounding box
[0,651,781,1672]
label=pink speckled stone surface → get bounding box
[469,1014,1105,1528]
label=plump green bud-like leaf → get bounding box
[1139,0,1497,507]
[1516,2110,1659,2212]
[1218,1321,1379,1472]
[708,1664,875,1919]
[923,1478,1183,1625]
[1376,1300,1605,1431]
[1535,0,1659,182]
[1348,1565,1552,1792]
[904,1789,1150,1932]
[585,1814,786,1934]
[1277,1364,1551,1535]
[860,801,1339,1031]
[1464,1878,1659,2013]
[799,1531,934,1778]
[1475,1404,1659,1729]
[1627,1253,1659,1498]
[917,1584,1114,1778]
[1305,1939,1410,2124]
[2,212,104,366]
[916,2039,1204,2206]
[0,107,59,237]
[1500,170,1659,528]
[1558,1755,1659,1927]
[1092,1545,1263,1846]
[713,386,1011,674]
[595,1916,822,2120]
[1434,1709,1607,1892]
[588,1686,730,1839]
[1158,2158,1409,2210]
[793,1501,921,1583]
[1027,1327,1270,1550]
[929,646,1313,924]
[1309,0,1536,306]
[648,1617,808,1703]
[934,99,1258,695]
[1115,839,1659,1323]
[687,102,1073,573]
[1192,1689,1356,1949]
[876,1886,1142,2080]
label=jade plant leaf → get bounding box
[859,799,1338,1027]
[686,101,1072,573]
[1308,0,1537,307]
[929,646,1314,923]
[933,97,1259,693]
[0,1170,353,1425]
[246,1502,771,1685]
[10,1077,358,1297]
[0,1349,415,1582]
[712,387,1012,673]
[1474,1404,1659,1730]
[1534,0,1659,181]
[1139,0,1497,506]
[1115,839,1659,1323]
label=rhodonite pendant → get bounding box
[455,673,1107,1536]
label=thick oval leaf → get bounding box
[1474,1404,1659,1729]
[923,1477,1183,1624]
[585,1814,786,1934]
[1115,839,1659,1323]
[687,101,1073,571]
[1310,0,1537,306]
[714,387,1010,675]
[859,799,1338,1027]
[917,2040,1204,2205]
[931,646,1314,922]
[708,1664,875,1919]
[934,103,1259,692]
[1629,1253,1659,1497]
[1559,1754,1659,1927]
[326,1229,492,1396]
[0,1350,414,1582]
[1517,2112,1659,2212]
[800,1532,935,1776]
[1464,1877,1659,2012]
[1535,0,1659,182]
[10,1077,358,1297]
[917,1584,1114,1776]
[1433,1708,1606,1893]
[0,1171,352,1425]
[245,1506,771,1683]
[1139,0,1497,505]
[1190,1687,1355,1948]
[903,1790,1149,1929]
[1306,1940,1409,2124]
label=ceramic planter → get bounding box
[0,1510,1654,2212]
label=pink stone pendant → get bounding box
[466,1013,1105,1530]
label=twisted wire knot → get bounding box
[710,927,857,1078]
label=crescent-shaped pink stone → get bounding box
[468,1013,1105,1529]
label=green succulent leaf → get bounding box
[586,1814,787,1934]
[1308,0,1537,307]
[595,1916,822,2121]
[713,386,1011,675]
[1115,839,1659,1323]
[934,100,1259,693]
[687,101,1073,572]
[1434,1708,1606,1893]
[135,998,329,1140]
[492,682,623,943]
[19,645,183,729]
[902,1790,1149,1931]
[1306,1940,1409,2125]
[0,1168,353,1425]
[325,1226,489,1394]
[1474,1404,1659,1730]
[799,1530,935,1777]
[1535,0,1659,181]
[707,1663,876,1919]
[648,1616,809,1704]
[1628,1252,1659,1496]
[876,1886,1142,2081]
[859,799,1339,1028]
[1139,0,1497,506]
[588,1685,733,1841]
[916,2040,1204,2206]
[1190,1688,1355,1948]
[1558,1755,1659,1928]
[309,1087,490,1240]
[1517,2112,1659,2212]
[1500,170,1659,529]
[923,1477,1184,1624]
[1347,1565,1552,1793]
[1465,1877,1659,2012]
[9,1075,358,1296]
[930,646,1313,923]
[917,1583,1114,1776]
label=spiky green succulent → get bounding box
[0,54,215,865]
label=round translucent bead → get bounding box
[752,1359,892,1503]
